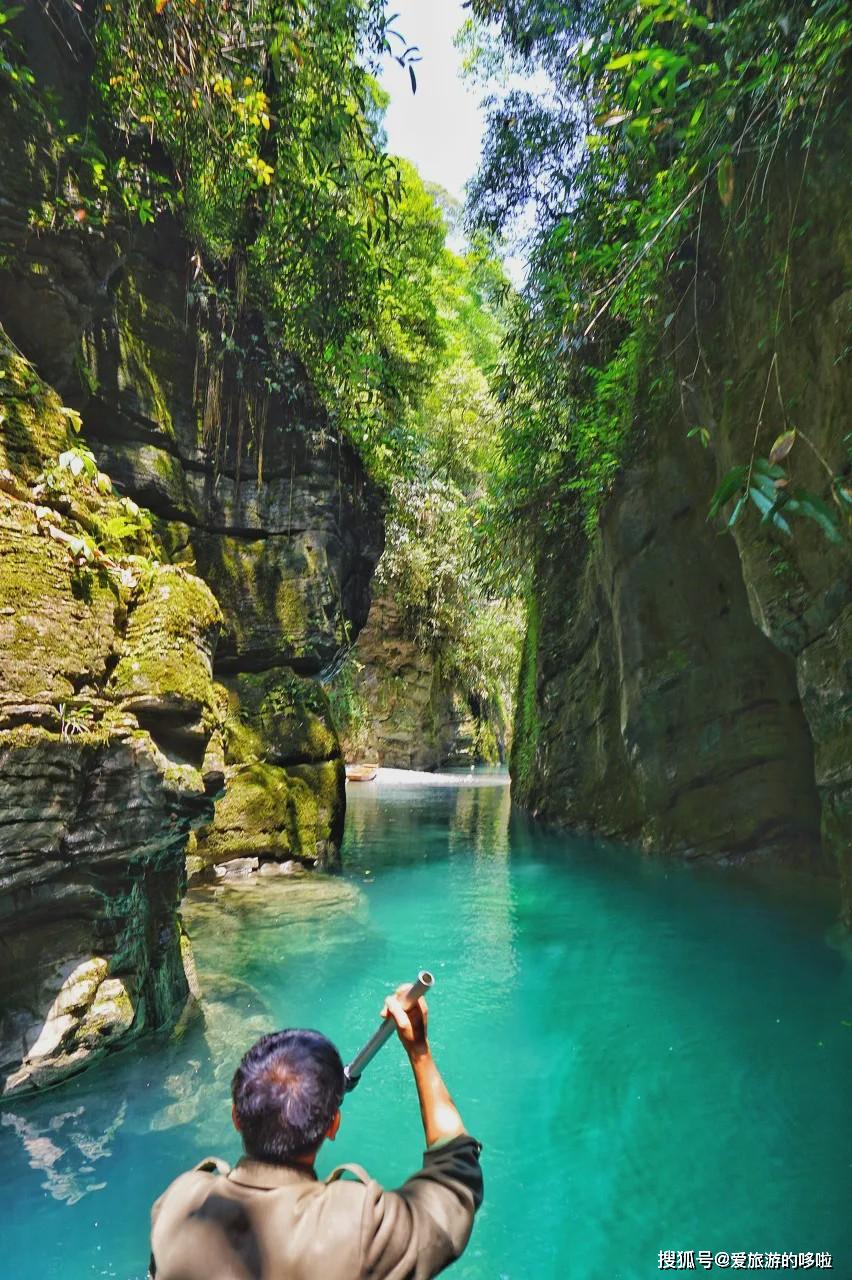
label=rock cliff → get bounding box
[330,594,506,770]
[0,329,222,1095]
[0,4,382,1093]
[512,137,851,918]
[71,216,381,878]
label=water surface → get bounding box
[2,772,851,1278]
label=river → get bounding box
[2,770,851,1278]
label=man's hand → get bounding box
[382,985,429,1057]
[381,983,465,1147]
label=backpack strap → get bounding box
[325,1162,371,1185]
[193,1156,231,1176]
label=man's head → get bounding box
[231,1029,345,1165]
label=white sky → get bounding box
[378,0,484,203]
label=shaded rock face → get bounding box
[77,222,382,677]
[331,595,501,770]
[513,139,851,916]
[70,223,381,879]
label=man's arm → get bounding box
[354,988,483,1280]
[382,988,467,1147]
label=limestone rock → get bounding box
[194,759,344,877]
[330,594,504,770]
[0,334,222,1097]
[221,668,339,768]
[0,6,383,1102]
[512,139,851,917]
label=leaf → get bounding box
[727,494,747,528]
[708,465,747,518]
[795,491,843,544]
[59,405,83,433]
[750,469,781,502]
[154,0,169,12]
[768,429,796,464]
[408,65,417,94]
[753,457,785,480]
[59,449,85,477]
[605,51,650,70]
[717,155,735,208]
[748,486,791,534]
[598,110,631,128]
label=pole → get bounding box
[343,971,434,1092]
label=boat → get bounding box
[346,763,379,782]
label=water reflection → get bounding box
[2,1100,127,1205]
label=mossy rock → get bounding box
[0,326,71,482]
[193,758,344,874]
[191,532,336,671]
[0,499,120,721]
[109,565,222,723]
[222,668,339,767]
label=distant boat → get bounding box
[346,763,379,782]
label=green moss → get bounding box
[223,668,338,766]
[110,566,222,716]
[274,577,310,639]
[475,719,500,765]
[110,282,178,440]
[0,327,70,479]
[196,758,343,867]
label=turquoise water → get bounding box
[2,772,851,1279]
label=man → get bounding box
[149,986,483,1279]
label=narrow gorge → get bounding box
[0,0,848,1121]
[1,2,851,1276]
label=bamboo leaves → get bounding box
[708,455,845,545]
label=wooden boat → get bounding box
[346,763,379,782]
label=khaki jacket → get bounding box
[149,1133,483,1280]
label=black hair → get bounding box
[231,1029,345,1163]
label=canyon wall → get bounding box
[0,4,381,1094]
[330,594,507,770]
[513,135,851,917]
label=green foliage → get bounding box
[325,660,374,758]
[465,0,851,561]
[91,0,439,466]
[707,422,849,543]
[34,442,160,580]
[59,701,95,740]
[0,2,33,88]
[371,204,525,722]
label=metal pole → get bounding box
[343,971,434,1092]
